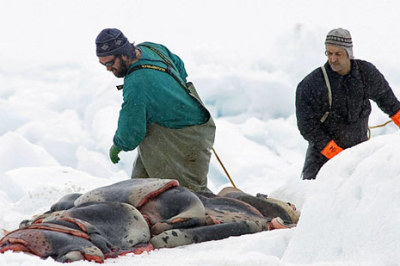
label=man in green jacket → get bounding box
[96,28,216,192]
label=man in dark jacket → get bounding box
[296,28,400,180]
[95,28,216,191]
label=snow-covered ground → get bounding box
[2,0,400,265]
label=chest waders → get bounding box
[123,44,216,192]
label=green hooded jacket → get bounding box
[113,42,210,151]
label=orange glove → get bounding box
[321,140,343,159]
[391,109,400,128]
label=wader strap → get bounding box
[125,63,188,90]
[141,44,173,68]
[320,65,332,123]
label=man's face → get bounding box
[325,44,351,75]
[99,55,129,78]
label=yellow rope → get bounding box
[368,120,393,139]
[212,147,237,188]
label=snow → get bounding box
[1,0,400,265]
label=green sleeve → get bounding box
[113,89,147,151]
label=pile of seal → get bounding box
[0,178,300,263]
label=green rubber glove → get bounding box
[109,144,122,164]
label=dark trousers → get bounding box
[301,145,329,180]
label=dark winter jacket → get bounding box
[296,59,400,152]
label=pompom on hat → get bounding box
[325,28,354,59]
[95,28,134,57]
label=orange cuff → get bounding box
[321,140,343,159]
[391,109,400,128]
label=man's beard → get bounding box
[113,60,129,78]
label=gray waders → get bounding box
[131,82,216,192]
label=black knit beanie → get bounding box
[96,28,134,58]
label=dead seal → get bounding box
[151,220,261,248]
[195,191,270,229]
[1,201,152,263]
[150,189,299,249]
[74,178,179,208]
[41,201,151,250]
[138,186,207,235]
[218,187,300,224]
[0,226,104,263]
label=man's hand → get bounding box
[109,145,122,164]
